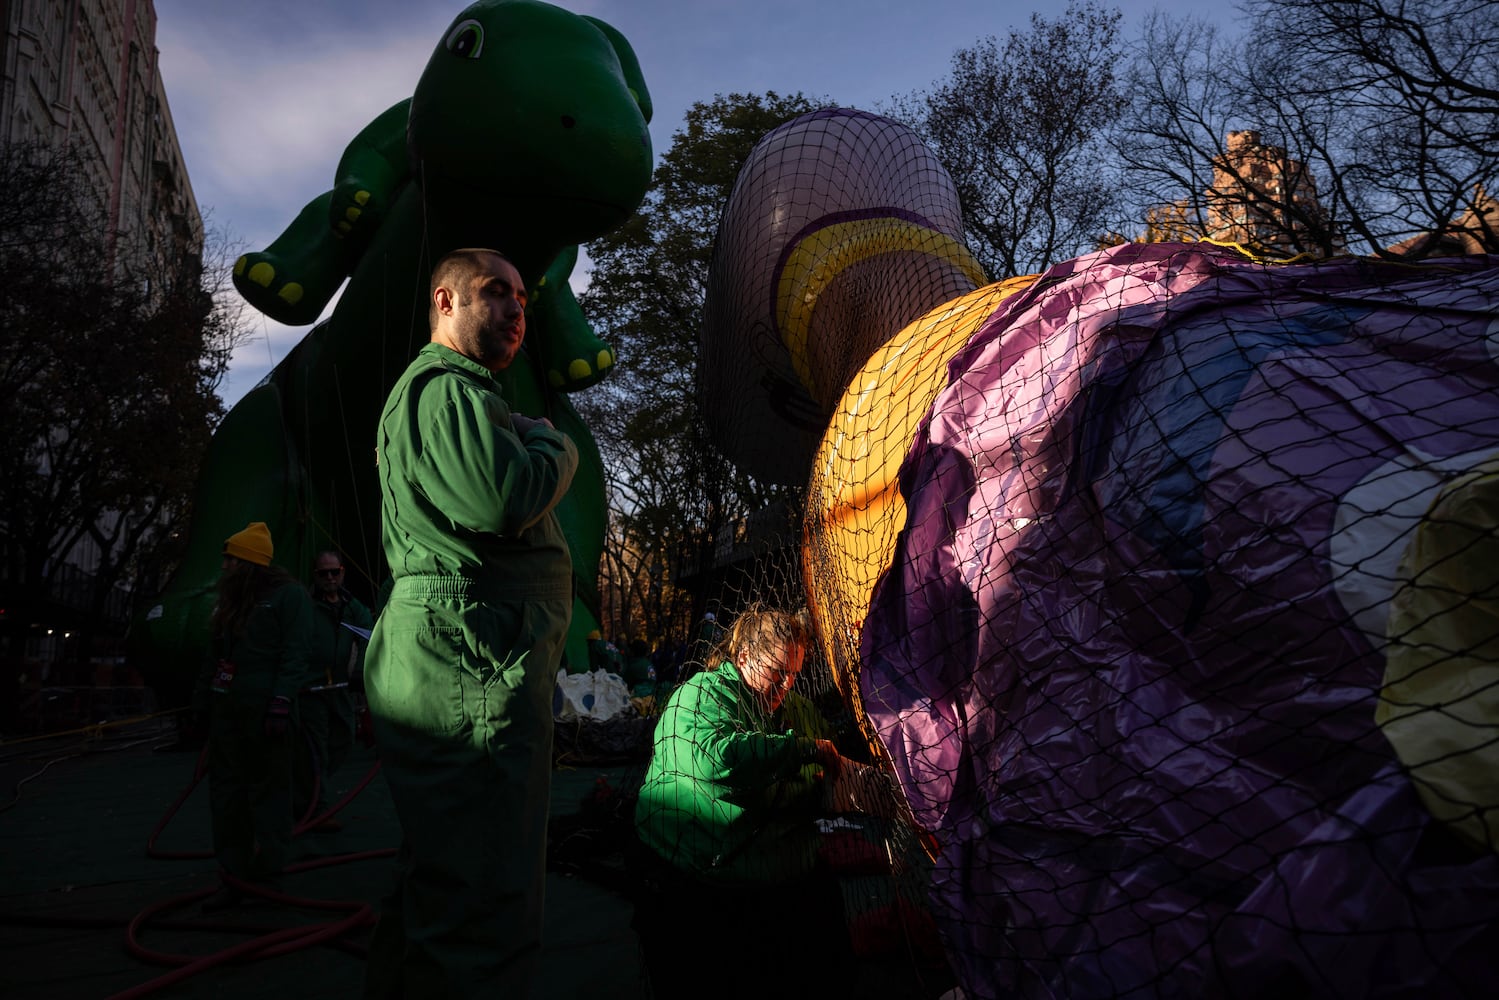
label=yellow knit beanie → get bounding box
[223,521,274,567]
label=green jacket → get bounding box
[588,637,623,674]
[635,662,830,884]
[204,580,317,706]
[622,653,654,689]
[308,591,374,688]
[376,343,577,593]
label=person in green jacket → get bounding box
[364,248,578,999]
[197,521,317,912]
[633,605,878,998]
[293,549,373,831]
[621,638,656,697]
[687,609,727,670]
[635,605,849,884]
[586,628,623,675]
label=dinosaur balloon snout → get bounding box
[408,1,653,232]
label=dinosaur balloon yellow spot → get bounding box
[548,369,565,388]
[596,349,613,369]
[354,190,370,206]
[568,359,592,381]
[248,262,276,288]
[278,283,304,306]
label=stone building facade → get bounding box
[1202,129,1333,252]
[0,0,199,270]
[1145,130,1338,255]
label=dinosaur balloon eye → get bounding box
[444,19,484,59]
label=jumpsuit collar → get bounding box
[422,342,500,385]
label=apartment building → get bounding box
[1,0,199,270]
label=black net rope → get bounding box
[630,108,1499,1000]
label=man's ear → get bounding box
[433,285,454,316]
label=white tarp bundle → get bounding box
[553,668,633,723]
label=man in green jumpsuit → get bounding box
[364,248,578,999]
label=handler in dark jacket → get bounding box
[294,549,373,829]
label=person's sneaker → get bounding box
[201,885,244,912]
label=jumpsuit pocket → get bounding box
[366,622,468,736]
[458,600,565,749]
[461,600,567,725]
[459,602,529,688]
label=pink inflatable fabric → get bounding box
[861,242,1499,998]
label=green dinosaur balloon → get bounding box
[134,0,653,697]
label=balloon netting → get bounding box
[804,244,1499,999]
[640,105,1499,998]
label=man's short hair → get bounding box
[428,248,512,329]
[313,550,343,567]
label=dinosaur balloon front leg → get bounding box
[233,101,411,326]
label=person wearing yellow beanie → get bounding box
[222,521,274,567]
[195,520,316,911]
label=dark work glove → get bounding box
[264,695,293,739]
[823,760,903,819]
[804,738,842,774]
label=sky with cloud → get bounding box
[153,0,1229,408]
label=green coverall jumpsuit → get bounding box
[203,581,316,882]
[364,343,577,999]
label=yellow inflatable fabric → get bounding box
[1377,454,1499,853]
[804,276,1037,754]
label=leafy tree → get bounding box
[884,1,1130,279]
[0,142,241,686]
[1122,0,1499,256]
[579,92,823,646]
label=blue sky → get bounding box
[154,0,1229,408]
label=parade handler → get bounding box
[295,549,374,829]
[198,521,317,911]
[364,248,578,997]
